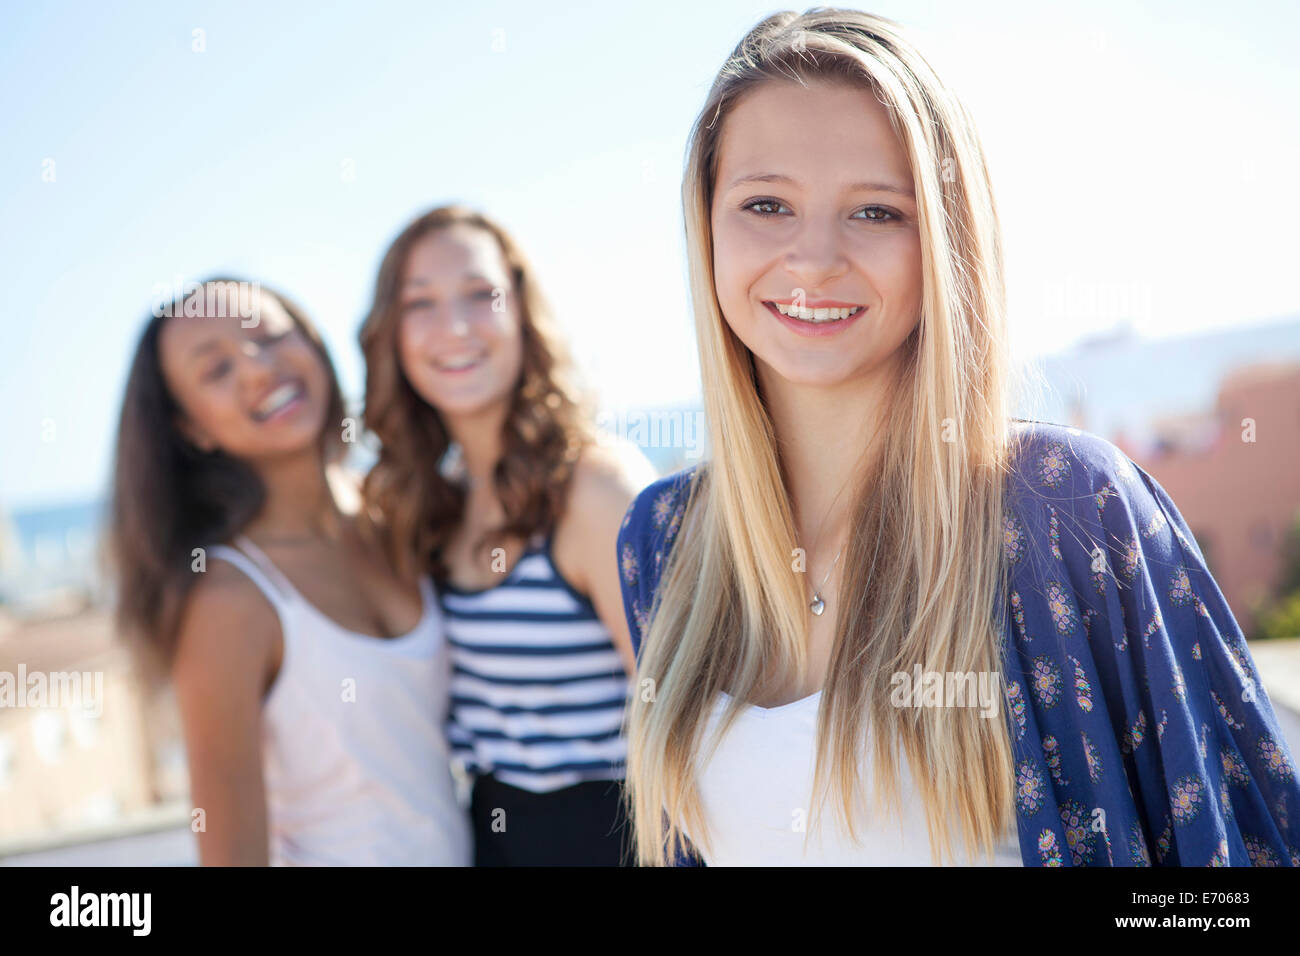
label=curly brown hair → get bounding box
[358,206,597,581]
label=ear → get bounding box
[174,412,218,454]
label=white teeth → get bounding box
[771,303,863,322]
[437,354,484,371]
[255,383,300,418]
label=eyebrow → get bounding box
[726,172,914,198]
[403,273,496,291]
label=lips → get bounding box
[769,301,865,322]
[766,296,862,305]
[432,350,487,373]
[762,300,868,338]
[251,380,306,421]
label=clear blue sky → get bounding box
[2,0,1298,510]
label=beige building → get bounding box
[1115,361,1300,635]
[0,606,188,854]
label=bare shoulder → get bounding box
[553,439,656,593]
[566,436,658,512]
[173,555,280,683]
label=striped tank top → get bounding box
[439,529,630,793]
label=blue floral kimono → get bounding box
[615,419,1300,866]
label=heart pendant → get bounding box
[810,594,825,616]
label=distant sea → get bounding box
[8,499,106,552]
[1,499,106,600]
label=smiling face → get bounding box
[157,286,332,462]
[396,224,524,421]
[709,78,924,391]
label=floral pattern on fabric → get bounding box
[616,421,1300,865]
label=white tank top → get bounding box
[206,535,472,866]
[688,690,1024,866]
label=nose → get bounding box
[237,339,277,390]
[427,303,472,342]
[410,300,472,342]
[783,214,850,291]
[446,298,476,338]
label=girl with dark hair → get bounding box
[110,278,471,866]
[359,207,654,866]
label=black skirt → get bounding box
[469,773,635,866]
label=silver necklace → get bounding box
[810,514,886,616]
[809,543,844,616]
[797,425,887,618]
[802,478,854,618]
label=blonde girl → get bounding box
[616,10,1299,867]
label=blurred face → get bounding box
[397,225,524,420]
[710,79,923,390]
[158,286,332,461]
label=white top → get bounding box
[688,690,1023,866]
[206,535,472,867]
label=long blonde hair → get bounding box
[626,9,1024,865]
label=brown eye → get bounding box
[203,358,232,382]
[853,205,899,222]
[743,198,789,216]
